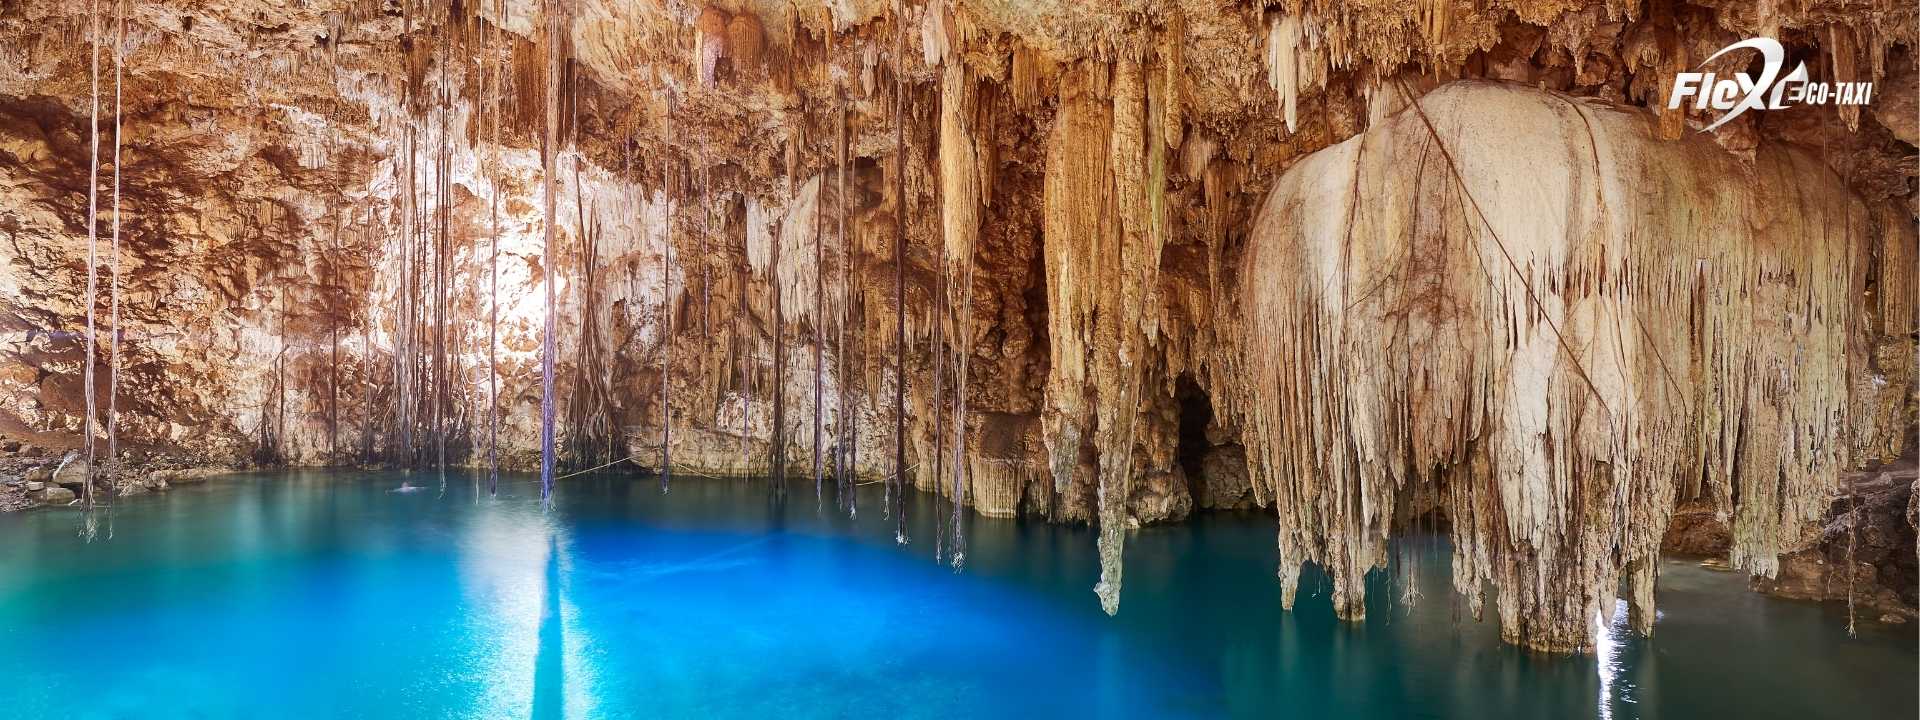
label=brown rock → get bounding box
[1193,445,1252,511]
[1661,501,1732,557]
[50,457,89,489]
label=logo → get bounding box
[1666,37,1873,132]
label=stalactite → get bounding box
[1879,203,1918,337]
[936,58,979,567]
[1009,45,1048,111]
[1264,12,1325,135]
[1228,81,1879,653]
[1039,71,1106,508]
[1036,53,1171,614]
[1089,56,1163,616]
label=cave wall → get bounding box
[0,0,1914,651]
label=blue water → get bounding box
[0,470,1912,719]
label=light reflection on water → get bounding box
[0,469,1911,719]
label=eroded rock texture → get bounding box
[0,0,1913,651]
[1228,80,1909,651]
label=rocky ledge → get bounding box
[1664,451,1920,626]
[0,437,237,512]
[1751,455,1920,625]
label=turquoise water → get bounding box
[0,470,1912,719]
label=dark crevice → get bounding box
[1174,373,1211,501]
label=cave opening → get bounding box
[1174,373,1212,502]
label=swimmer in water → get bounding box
[391,481,423,493]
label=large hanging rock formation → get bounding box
[1227,80,1905,652]
[0,0,1912,651]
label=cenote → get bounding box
[1,471,1911,719]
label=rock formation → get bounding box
[0,0,1912,652]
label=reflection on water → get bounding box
[0,469,1912,719]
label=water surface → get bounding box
[0,470,1911,718]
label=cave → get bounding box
[0,0,1915,716]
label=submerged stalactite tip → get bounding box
[0,0,1913,655]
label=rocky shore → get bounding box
[1662,451,1920,626]
[0,439,237,512]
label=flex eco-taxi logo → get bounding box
[1667,37,1874,132]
